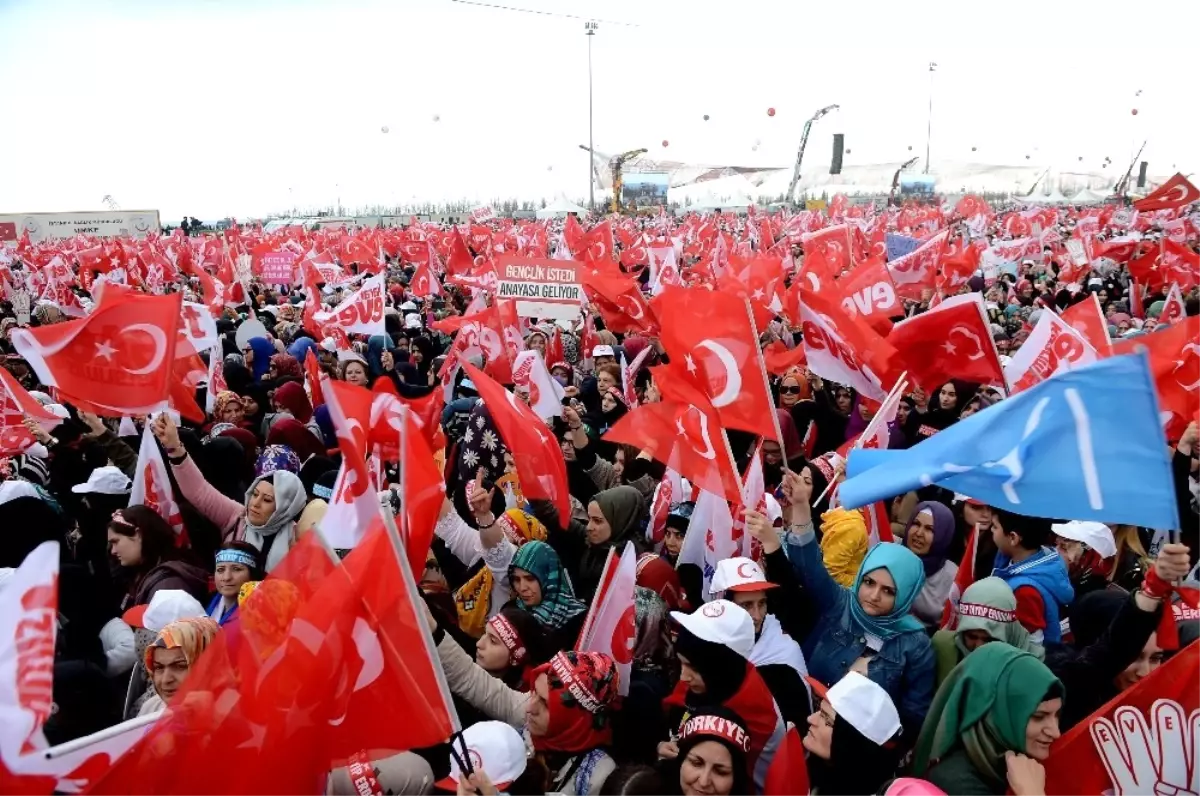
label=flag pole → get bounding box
[575,545,616,647]
[42,713,160,760]
[742,296,789,470]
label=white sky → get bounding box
[1,0,1197,220]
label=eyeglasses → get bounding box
[779,385,803,395]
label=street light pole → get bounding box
[586,21,598,212]
[925,62,936,175]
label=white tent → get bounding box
[535,197,589,219]
[1021,188,1070,205]
[1069,187,1109,204]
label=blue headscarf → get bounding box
[366,335,390,378]
[287,336,319,364]
[246,337,276,383]
[849,542,926,640]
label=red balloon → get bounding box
[1131,108,1138,115]
[661,140,669,147]
[767,107,776,117]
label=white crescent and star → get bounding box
[948,325,985,360]
[696,340,742,408]
[117,324,167,375]
[675,407,717,460]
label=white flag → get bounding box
[130,424,185,535]
[576,542,639,696]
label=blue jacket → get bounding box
[993,547,1074,644]
[783,529,935,734]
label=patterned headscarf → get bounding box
[509,540,586,631]
[632,586,672,674]
[456,402,509,485]
[213,391,243,421]
[255,444,301,477]
[144,616,220,672]
[454,510,549,637]
[528,650,619,753]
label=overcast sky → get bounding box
[1,0,1196,220]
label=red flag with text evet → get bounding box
[10,290,182,416]
[576,542,639,697]
[0,368,60,456]
[398,403,446,580]
[1133,173,1200,212]
[835,255,900,335]
[653,286,779,441]
[604,362,742,503]
[1060,294,1114,358]
[582,269,658,335]
[886,229,949,300]
[799,287,900,402]
[88,534,338,794]
[319,377,378,549]
[1043,642,1198,796]
[886,293,1006,394]
[1113,315,1200,440]
[461,362,571,527]
[304,349,325,409]
[761,341,807,376]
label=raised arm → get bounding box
[154,413,243,534]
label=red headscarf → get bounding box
[529,651,619,754]
[266,417,325,464]
[272,382,313,424]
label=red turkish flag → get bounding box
[340,237,376,268]
[319,378,377,549]
[370,381,446,455]
[582,269,658,335]
[445,227,475,277]
[10,291,181,416]
[652,286,778,441]
[761,341,807,377]
[576,542,638,696]
[409,260,442,298]
[604,362,742,503]
[1161,239,1200,292]
[800,224,854,276]
[1133,173,1200,212]
[886,293,1005,394]
[461,362,570,527]
[0,369,60,456]
[545,326,565,368]
[398,405,446,580]
[937,236,981,296]
[304,349,325,409]
[1161,283,1186,326]
[764,726,810,796]
[1113,316,1200,439]
[886,229,948,300]
[1043,642,1198,796]
[1060,294,1113,358]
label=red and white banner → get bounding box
[1005,309,1099,393]
[178,301,219,355]
[799,293,891,402]
[0,542,58,768]
[494,256,584,320]
[129,423,185,536]
[837,257,900,326]
[1161,283,1186,326]
[314,274,387,337]
[675,488,737,602]
[886,230,947,299]
[469,206,497,224]
[259,250,298,285]
[576,542,639,696]
[0,368,61,456]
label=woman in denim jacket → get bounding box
[755,468,936,737]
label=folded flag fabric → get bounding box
[839,352,1180,530]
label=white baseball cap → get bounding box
[1051,520,1116,559]
[670,599,755,659]
[400,300,418,311]
[404,312,422,329]
[434,721,526,791]
[122,589,206,632]
[710,557,779,594]
[592,344,615,358]
[71,466,133,495]
[827,671,902,746]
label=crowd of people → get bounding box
[0,188,1197,796]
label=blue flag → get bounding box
[840,353,1180,529]
[886,233,921,261]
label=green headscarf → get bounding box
[953,577,1044,660]
[594,485,646,542]
[913,644,1062,791]
[509,540,587,631]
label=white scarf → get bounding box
[749,614,808,678]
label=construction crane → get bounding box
[889,157,920,205]
[579,145,648,214]
[786,104,839,206]
[101,194,120,211]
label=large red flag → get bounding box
[1060,294,1113,358]
[886,293,1006,394]
[1133,173,1200,212]
[887,230,948,300]
[1113,315,1200,439]
[10,291,182,416]
[604,362,742,503]
[761,341,807,376]
[1043,642,1198,796]
[461,362,571,527]
[398,404,446,580]
[319,378,377,549]
[582,269,658,335]
[764,726,810,796]
[653,286,779,441]
[800,287,900,402]
[0,369,61,456]
[835,255,901,335]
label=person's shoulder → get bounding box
[926,748,995,795]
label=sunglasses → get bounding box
[779,385,803,395]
